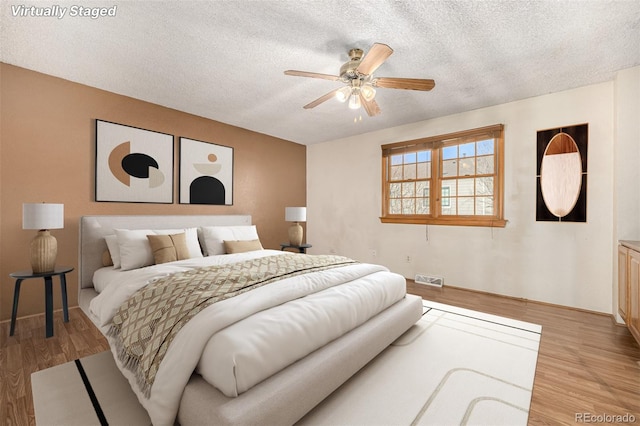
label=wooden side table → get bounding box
[280,243,312,254]
[9,266,73,338]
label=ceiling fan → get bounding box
[284,42,435,116]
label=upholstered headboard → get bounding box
[78,215,252,290]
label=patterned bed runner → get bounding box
[109,254,356,395]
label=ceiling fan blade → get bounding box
[372,77,435,91]
[360,95,381,117]
[303,88,340,109]
[356,43,393,76]
[284,70,341,81]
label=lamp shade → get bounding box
[23,203,64,230]
[285,207,306,222]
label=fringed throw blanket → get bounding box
[108,254,356,396]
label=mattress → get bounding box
[88,249,407,424]
[196,266,405,396]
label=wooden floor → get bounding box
[0,308,109,426]
[1,285,639,426]
[408,282,640,425]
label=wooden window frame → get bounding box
[381,124,507,227]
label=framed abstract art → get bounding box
[179,137,234,205]
[536,123,588,222]
[95,120,174,203]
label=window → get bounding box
[381,124,506,227]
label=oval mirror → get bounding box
[540,132,582,218]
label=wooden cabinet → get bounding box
[618,245,629,320]
[619,241,640,345]
[629,248,640,344]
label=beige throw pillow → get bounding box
[224,239,263,254]
[102,250,114,267]
[147,233,190,264]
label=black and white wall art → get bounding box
[95,120,174,203]
[179,137,233,205]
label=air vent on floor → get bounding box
[415,274,444,287]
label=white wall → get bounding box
[308,80,619,314]
[614,67,640,241]
[612,66,640,321]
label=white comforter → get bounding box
[89,250,406,425]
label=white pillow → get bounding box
[200,225,260,256]
[104,235,121,269]
[116,227,204,271]
[116,229,155,271]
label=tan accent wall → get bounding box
[0,63,306,321]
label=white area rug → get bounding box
[31,351,150,426]
[32,300,541,426]
[299,300,541,425]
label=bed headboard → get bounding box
[78,215,252,290]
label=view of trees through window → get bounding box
[382,124,506,227]
[388,150,431,215]
[440,139,494,216]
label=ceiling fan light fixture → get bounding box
[348,89,361,109]
[336,86,351,103]
[361,84,376,102]
[284,43,435,116]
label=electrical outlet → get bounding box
[406,255,412,263]
[370,249,377,258]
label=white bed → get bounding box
[78,215,423,425]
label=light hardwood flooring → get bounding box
[1,308,109,426]
[1,285,639,426]
[407,282,640,425]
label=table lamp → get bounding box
[23,203,64,273]
[285,207,306,246]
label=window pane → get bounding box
[417,150,431,162]
[402,198,415,214]
[459,158,474,176]
[441,198,456,215]
[476,197,494,215]
[459,142,475,157]
[458,197,474,215]
[402,182,415,197]
[404,163,416,179]
[458,178,474,196]
[389,183,401,198]
[416,181,429,197]
[441,186,451,205]
[391,165,402,181]
[476,177,493,196]
[389,199,402,214]
[477,139,494,155]
[442,181,456,197]
[391,154,403,165]
[442,159,457,177]
[404,152,417,164]
[416,198,429,214]
[477,155,494,174]
[417,161,431,179]
[442,145,457,160]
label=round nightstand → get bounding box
[280,243,312,254]
[9,266,73,338]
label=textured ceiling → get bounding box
[2,0,639,145]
